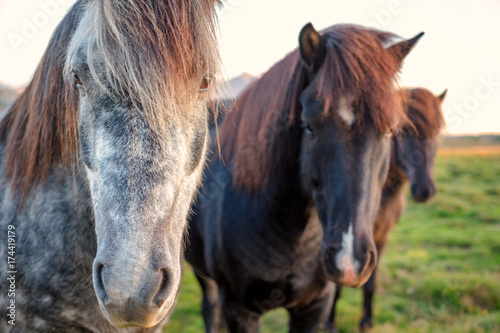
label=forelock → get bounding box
[66,0,221,127]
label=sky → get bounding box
[0,0,499,135]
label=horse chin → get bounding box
[413,196,431,203]
[108,321,158,329]
[326,272,372,289]
[323,250,376,288]
[109,322,158,329]
[98,300,171,329]
[96,279,180,329]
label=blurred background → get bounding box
[1,1,498,332]
[1,0,500,135]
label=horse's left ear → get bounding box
[387,32,424,68]
[437,89,448,103]
[299,23,326,71]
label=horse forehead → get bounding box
[337,96,355,127]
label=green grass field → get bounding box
[165,149,500,333]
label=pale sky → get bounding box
[0,0,499,134]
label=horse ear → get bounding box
[299,23,326,71]
[437,89,448,103]
[387,32,424,67]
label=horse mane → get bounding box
[219,51,307,192]
[0,2,83,203]
[220,24,408,192]
[67,0,221,122]
[403,87,445,137]
[0,0,221,203]
[313,25,407,133]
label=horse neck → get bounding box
[0,135,94,245]
[223,56,312,235]
[256,125,312,237]
[0,123,91,218]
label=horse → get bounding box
[326,87,447,331]
[0,0,220,331]
[185,23,423,332]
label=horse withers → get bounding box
[186,23,423,332]
[0,0,220,331]
[327,87,447,331]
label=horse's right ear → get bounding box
[387,32,424,68]
[437,89,448,103]
[299,23,326,72]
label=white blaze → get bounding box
[338,96,355,126]
[335,224,360,281]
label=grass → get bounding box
[165,149,500,332]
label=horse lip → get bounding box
[109,321,158,329]
[413,196,431,203]
[98,302,163,329]
[341,280,363,288]
[334,276,367,288]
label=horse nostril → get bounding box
[94,263,109,304]
[324,244,341,258]
[152,269,172,308]
[323,244,342,275]
[361,249,377,275]
[417,187,431,201]
[368,249,377,268]
[412,184,432,201]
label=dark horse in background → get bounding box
[186,23,423,332]
[327,87,447,331]
[0,0,220,332]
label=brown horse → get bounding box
[327,87,447,331]
[186,23,423,332]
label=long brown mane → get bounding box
[0,0,221,203]
[0,2,83,202]
[220,25,408,192]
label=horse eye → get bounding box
[200,75,212,91]
[73,73,83,87]
[302,122,315,137]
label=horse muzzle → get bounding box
[411,181,436,202]
[322,228,377,288]
[92,258,176,328]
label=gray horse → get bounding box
[1,0,220,331]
